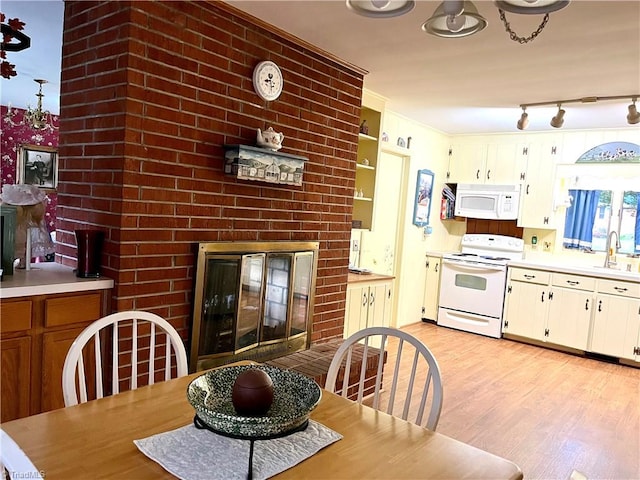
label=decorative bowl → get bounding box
[186,364,322,438]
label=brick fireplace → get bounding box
[54,1,366,385]
[190,241,318,371]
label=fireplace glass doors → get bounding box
[190,242,318,371]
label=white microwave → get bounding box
[454,184,521,220]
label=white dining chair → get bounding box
[62,310,188,407]
[325,326,443,431]
[1,429,43,479]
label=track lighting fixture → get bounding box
[516,107,528,130]
[516,95,640,130]
[628,98,640,125]
[550,105,565,128]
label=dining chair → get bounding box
[62,310,188,407]
[325,326,443,431]
[1,429,43,479]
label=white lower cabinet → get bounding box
[590,279,640,362]
[503,268,549,340]
[504,267,640,362]
[546,273,595,351]
[345,279,392,339]
[421,255,441,322]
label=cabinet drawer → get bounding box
[597,279,640,298]
[45,293,102,328]
[509,268,550,285]
[552,273,596,291]
[0,300,32,333]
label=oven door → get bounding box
[438,259,507,318]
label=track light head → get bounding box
[550,105,565,128]
[627,98,640,125]
[517,107,529,130]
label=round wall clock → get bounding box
[252,60,284,101]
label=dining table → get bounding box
[2,366,523,479]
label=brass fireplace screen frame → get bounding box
[190,241,319,372]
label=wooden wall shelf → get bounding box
[224,145,308,186]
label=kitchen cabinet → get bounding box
[421,255,441,322]
[0,289,111,421]
[590,279,640,362]
[345,275,393,339]
[504,264,640,364]
[545,273,595,350]
[446,141,487,184]
[518,139,561,229]
[503,267,549,340]
[352,91,385,231]
[446,141,525,185]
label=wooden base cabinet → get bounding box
[345,278,392,339]
[590,279,640,362]
[421,255,441,322]
[504,266,640,364]
[0,289,110,421]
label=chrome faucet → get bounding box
[604,230,621,268]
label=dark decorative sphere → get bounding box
[232,368,274,416]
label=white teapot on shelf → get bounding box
[256,127,284,151]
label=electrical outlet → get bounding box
[352,239,359,252]
[543,241,551,252]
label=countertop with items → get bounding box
[0,262,114,298]
[508,259,640,283]
[347,270,395,284]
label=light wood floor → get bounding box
[391,322,640,480]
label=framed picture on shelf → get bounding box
[17,144,58,189]
[412,169,434,227]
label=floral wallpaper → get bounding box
[1,104,58,232]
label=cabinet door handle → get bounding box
[362,293,368,307]
[426,260,430,269]
[548,291,553,300]
[476,169,480,180]
[614,286,628,293]
[585,298,589,311]
[435,263,438,273]
[566,280,579,286]
[486,169,491,180]
[526,184,530,195]
[388,289,391,299]
[598,300,602,312]
[370,292,375,306]
[541,291,545,302]
[524,274,535,280]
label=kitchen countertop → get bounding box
[348,272,395,284]
[508,259,640,283]
[0,262,114,298]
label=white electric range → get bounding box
[437,234,524,338]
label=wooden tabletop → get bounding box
[2,370,523,479]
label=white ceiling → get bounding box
[1,1,638,135]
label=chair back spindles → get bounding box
[62,311,188,407]
[112,319,120,395]
[325,326,443,431]
[94,332,103,399]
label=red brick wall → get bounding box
[56,1,364,347]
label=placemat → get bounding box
[134,420,342,480]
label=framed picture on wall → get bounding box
[412,169,435,227]
[17,144,58,189]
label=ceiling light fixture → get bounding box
[628,98,640,125]
[550,104,565,128]
[345,0,415,18]
[422,1,487,38]
[496,0,570,44]
[516,94,640,130]
[3,78,58,133]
